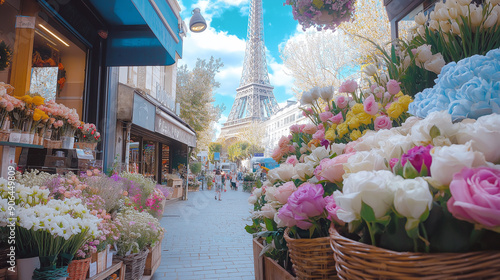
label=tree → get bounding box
[189,162,202,175]
[280,0,392,95]
[236,121,266,153]
[176,57,225,153]
[208,142,222,163]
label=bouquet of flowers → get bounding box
[284,0,356,31]
[114,208,164,256]
[271,79,413,164]
[76,122,101,143]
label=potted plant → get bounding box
[74,122,101,150]
[284,0,356,31]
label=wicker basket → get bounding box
[114,248,149,280]
[44,139,62,149]
[283,228,337,280]
[329,226,500,280]
[67,258,91,280]
[0,131,9,142]
[73,142,97,150]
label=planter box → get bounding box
[253,238,294,280]
[188,186,200,192]
[89,250,107,276]
[144,239,162,276]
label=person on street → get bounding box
[231,171,237,190]
[215,169,222,201]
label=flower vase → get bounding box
[29,133,35,144]
[19,132,30,144]
[17,257,40,280]
[9,129,21,143]
[61,136,74,149]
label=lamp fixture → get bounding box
[189,8,207,33]
[38,24,69,47]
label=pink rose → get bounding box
[285,155,299,166]
[335,96,348,109]
[271,148,283,162]
[447,167,500,228]
[314,158,331,181]
[274,181,298,204]
[324,195,345,225]
[302,124,318,134]
[363,95,379,115]
[313,129,325,140]
[317,123,324,131]
[389,158,400,170]
[284,183,326,229]
[344,141,359,154]
[319,111,333,122]
[290,124,301,134]
[277,204,297,227]
[278,136,289,148]
[318,153,353,183]
[339,80,358,93]
[374,115,392,131]
[373,86,385,98]
[5,103,14,112]
[386,79,401,95]
[329,113,344,124]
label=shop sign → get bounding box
[133,94,156,131]
[15,16,36,29]
[155,114,196,147]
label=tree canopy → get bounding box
[176,57,225,152]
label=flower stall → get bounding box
[248,0,500,278]
[0,169,168,280]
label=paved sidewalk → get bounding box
[152,187,255,280]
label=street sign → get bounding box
[214,152,220,161]
[254,153,264,157]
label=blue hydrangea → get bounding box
[409,48,500,121]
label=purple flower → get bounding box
[287,183,326,219]
[401,145,433,175]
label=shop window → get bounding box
[161,145,170,184]
[143,140,156,181]
[129,135,141,174]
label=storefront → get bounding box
[116,83,196,185]
[0,0,187,174]
[384,0,439,39]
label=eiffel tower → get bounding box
[219,0,278,142]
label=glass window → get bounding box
[161,145,170,184]
[129,135,141,174]
[143,140,156,181]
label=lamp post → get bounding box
[189,8,207,33]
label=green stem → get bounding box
[365,221,376,246]
[420,223,430,253]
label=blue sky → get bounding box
[178,0,302,137]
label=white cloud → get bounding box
[214,114,228,139]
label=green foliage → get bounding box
[227,141,263,162]
[189,162,202,175]
[208,142,222,163]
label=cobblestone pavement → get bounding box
[152,186,255,280]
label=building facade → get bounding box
[263,100,309,157]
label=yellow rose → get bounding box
[346,110,354,120]
[395,92,403,98]
[347,117,360,130]
[352,103,364,114]
[357,112,373,125]
[388,103,404,119]
[328,123,337,130]
[350,130,362,141]
[325,128,336,141]
[32,96,45,106]
[33,112,42,121]
[337,123,349,138]
[398,95,413,109]
[308,139,321,148]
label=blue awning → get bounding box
[89,0,183,66]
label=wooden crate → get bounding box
[253,239,265,280]
[143,239,162,276]
[253,238,295,280]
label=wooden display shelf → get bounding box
[88,261,125,280]
[0,141,44,149]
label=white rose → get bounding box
[248,195,257,205]
[456,114,500,163]
[267,169,280,184]
[362,64,377,76]
[300,91,313,105]
[334,170,399,223]
[343,150,389,177]
[274,164,295,182]
[265,186,278,202]
[260,204,277,219]
[430,142,488,186]
[309,87,321,101]
[353,129,396,151]
[392,178,433,221]
[320,86,334,102]
[274,212,286,228]
[304,146,330,165]
[331,143,346,156]
[410,111,459,146]
[379,134,414,160]
[394,116,420,135]
[253,187,263,198]
[293,162,315,181]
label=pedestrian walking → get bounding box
[231,171,237,190]
[215,169,222,201]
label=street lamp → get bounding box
[189,8,207,33]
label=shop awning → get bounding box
[88,0,183,66]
